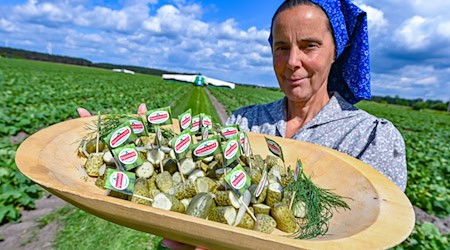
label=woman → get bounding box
[227,0,407,192]
[80,1,406,248]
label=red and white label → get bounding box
[109,172,129,190]
[148,111,169,124]
[202,129,209,140]
[222,127,238,139]
[267,140,281,156]
[194,140,218,157]
[230,170,246,190]
[118,148,138,165]
[180,113,191,129]
[174,134,191,154]
[129,120,144,134]
[110,127,131,148]
[202,117,212,128]
[239,133,250,156]
[224,140,238,160]
[255,171,267,197]
[191,117,200,131]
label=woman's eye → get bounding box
[306,43,319,49]
[275,47,289,52]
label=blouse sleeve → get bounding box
[358,119,407,191]
[225,106,256,131]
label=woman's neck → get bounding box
[285,92,330,138]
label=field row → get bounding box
[0,58,191,223]
[207,85,285,115]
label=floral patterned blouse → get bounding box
[226,93,407,191]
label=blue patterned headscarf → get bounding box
[268,0,371,104]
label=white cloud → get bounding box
[0,0,448,101]
[0,18,18,32]
[416,76,438,86]
[75,3,151,33]
[14,0,73,23]
[437,21,450,39]
[142,17,161,33]
[371,65,449,100]
[392,14,450,53]
[395,16,429,50]
[411,0,450,16]
[359,4,388,36]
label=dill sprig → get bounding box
[285,159,351,239]
[83,113,138,140]
[83,113,175,142]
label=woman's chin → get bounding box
[284,90,311,103]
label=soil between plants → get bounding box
[0,195,66,250]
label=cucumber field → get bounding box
[0,58,448,249]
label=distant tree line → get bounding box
[0,46,171,76]
[92,63,173,76]
[0,46,91,66]
[371,95,449,112]
[1,46,448,111]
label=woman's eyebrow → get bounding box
[299,37,323,44]
[274,37,322,46]
[273,41,289,47]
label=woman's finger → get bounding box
[77,107,92,117]
[138,103,147,116]
[160,239,196,250]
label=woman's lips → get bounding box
[286,77,307,85]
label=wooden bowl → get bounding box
[15,117,415,249]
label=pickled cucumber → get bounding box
[135,161,154,178]
[214,190,240,209]
[84,153,104,177]
[271,202,298,233]
[152,193,184,213]
[208,206,236,225]
[173,180,196,200]
[254,214,277,234]
[186,192,215,219]
[265,155,283,170]
[265,182,283,206]
[249,184,267,204]
[253,203,271,215]
[249,168,262,184]
[86,138,105,153]
[155,171,173,193]
[147,174,157,190]
[131,178,152,206]
[237,212,255,230]
[195,177,219,194]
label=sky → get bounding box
[0,0,449,101]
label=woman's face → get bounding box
[272,5,335,103]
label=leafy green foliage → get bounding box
[0,58,188,224]
[207,85,284,115]
[356,102,449,218]
[40,206,162,250]
[394,222,449,250]
[172,86,221,124]
[0,142,42,224]
[371,95,449,112]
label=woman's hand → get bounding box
[77,107,92,117]
[77,103,148,117]
[160,239,207,250]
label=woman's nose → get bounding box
[287,47,302,71]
